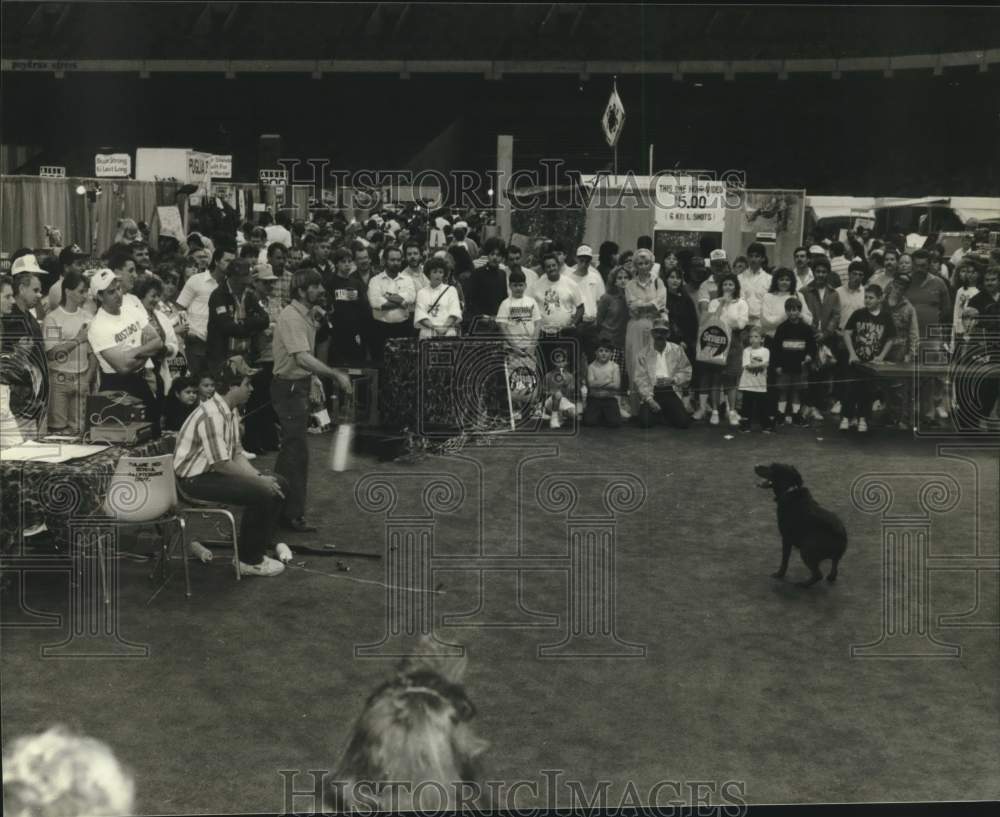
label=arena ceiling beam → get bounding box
[4,50,998,78]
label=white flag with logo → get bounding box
[601,86,625,147]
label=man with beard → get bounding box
[367,245,417,363]
[800,259,841,420]
[272,268,353,533]
[402,240,430,292]
[269,243,293,306]
[907,249,953,425]
[131,241,152,275]
[353,244,375,286]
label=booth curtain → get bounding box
[1,176,268,257]
[1,177,89,254]
[583,205,654,256]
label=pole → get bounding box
[649,144,654,176]
[614,144,619,179]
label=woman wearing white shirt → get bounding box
[700,274,749,426]
[134,274,180,399]
[414,258,462,339]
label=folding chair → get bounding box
[174,481,241,584]
[99,454,189,602]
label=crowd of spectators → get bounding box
[2,207,999,460]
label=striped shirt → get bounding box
[173,392,243,479]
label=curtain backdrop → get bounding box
[1,176,267,257]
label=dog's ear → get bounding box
[399,637,468,684]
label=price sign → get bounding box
[39,166,66,178]
[653,175,726,233]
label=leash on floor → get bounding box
[282,561,446,595]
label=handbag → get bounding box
[695,303,731,367]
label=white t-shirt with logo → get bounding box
[496,295,541,349]
[531,277,584,331]
[87,302,151,375]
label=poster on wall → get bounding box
[726,189,805,267]
[653,176,727,232]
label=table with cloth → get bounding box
[379,338,513,435]
[1,435,176,555]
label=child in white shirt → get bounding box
[739,326,771,432]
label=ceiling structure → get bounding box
[3,2,999,74]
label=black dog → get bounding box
[754,463,848,588]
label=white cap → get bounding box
[454,220,469,231]
[10,254,43,275]
[808,244,827,256]
[89,268,118,297]
[709,249,727,262]
[576,245,593,258]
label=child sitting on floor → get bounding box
[163,376,198,432]
[541,352,577,429]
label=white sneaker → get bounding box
[728,410,742,426]
[784,415,793,425]
[709,410,720,426]
[239,555,285,577]
[692,407,706,421]
[244,451,257,460]
[831,401,842,415]
[839,418,850,431]
[811,408,824,421]
[858,418,869,433]
[274,543,293,563]
[872,400,884,413]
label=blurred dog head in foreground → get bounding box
[326,639,489,812]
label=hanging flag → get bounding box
[601,83,626,147]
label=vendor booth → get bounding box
[581,175,806,266]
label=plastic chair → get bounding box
[100,454,189,602]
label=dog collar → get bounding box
[781,485,804,495]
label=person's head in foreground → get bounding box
[2,725,135,817]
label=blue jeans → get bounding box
[271,376,311,521]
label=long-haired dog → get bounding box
[325,639,489,813]
[754,463,848,588]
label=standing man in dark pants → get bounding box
[271,269,353,533]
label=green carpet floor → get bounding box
[2,422,998,812]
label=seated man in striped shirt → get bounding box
[173,360,290,577]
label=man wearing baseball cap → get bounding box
[567,245,606,361]
[86,269,165,436]
[696,248,729,309]
[47,245,90,313]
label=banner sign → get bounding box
[601,85,626,147]
[95,153,131,178]
[39,165,66,178]
[209,154,232,179]
[653,176,727,232]
[259,169,288,186]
